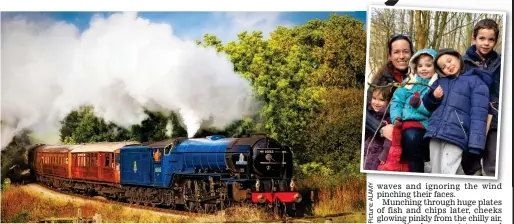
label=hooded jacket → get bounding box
[422,48,493,154]
[462,45,502,130]
[390,48,438,128]
[364,104,392,170]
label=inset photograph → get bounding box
[361,5,506,179]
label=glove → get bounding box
[461,150,483,175]
[409,91,421,108]
[394,117,402,128]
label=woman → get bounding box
[365,34,414,140]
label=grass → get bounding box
[298,173,366,222]
[1,184,274,223]
[196,204,275,223]
[1,174,366,223]
[1,184,191,223]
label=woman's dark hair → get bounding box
[388,34,414,56]
[371,34,414,84]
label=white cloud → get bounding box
[185,12,295,43]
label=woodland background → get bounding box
[368,8,504,79]
[2,14,367,187]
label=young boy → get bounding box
[422,48,492,175]
[461,18,502,176]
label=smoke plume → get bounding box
[1,12,256,149]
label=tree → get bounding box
[199,14,367,172]
[59,106,133,144]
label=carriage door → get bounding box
[153,148,163,186]
[101,153,115,182]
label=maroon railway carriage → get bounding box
[31,142,139,190]
[33,145,76,179]
[70,142,139,185]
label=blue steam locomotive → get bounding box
[118,134,301,214]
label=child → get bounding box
[385,48,438,173]
[461,18,502,176]
[363,86,393,171]
[422,48,492,175]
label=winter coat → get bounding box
[390,48,439,128]
[423,66,493,155]
[462,45,502,130]
[390,74,435,128]
[363,105,391,170]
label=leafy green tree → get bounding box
[57,14,367,176]
[198,15,366,174]
[59,106,132,144]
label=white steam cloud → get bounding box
[1,12,257,149]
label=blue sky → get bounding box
[2,11,365,43]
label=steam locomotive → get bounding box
[28,134,302,216]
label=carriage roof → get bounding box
[70,141,140,153]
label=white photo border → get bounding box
[360,4,507,180]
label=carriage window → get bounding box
[105,154,110,168]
